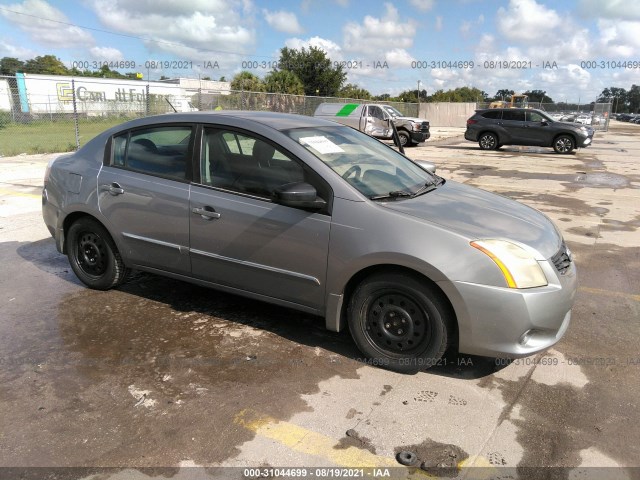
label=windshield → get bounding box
[383,106,403,117]
[284,126,437,199]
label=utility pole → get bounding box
[417,80,421,117]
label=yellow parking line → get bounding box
[234,409,496,476]
[0,187,41,198]
[234,409,400,469]
[579,286,640,303]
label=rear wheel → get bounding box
[478,132,498,150]
[348,272,450,373]
[553,135,575,154]
[67,217,129,290]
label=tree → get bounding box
[264,70,304,95]
[523,89,553,103]
[23,55,69,75]
[0,57,25,75]
[338,83,371,100]
[495,89,514,100]
[427,86,486,102]
[277,46,346,96]
[597,87,628,112]
[230,71,265,92]
[628,85,640,113]
[373,93,391,101]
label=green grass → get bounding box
[0,117,130,156]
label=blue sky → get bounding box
[0,0,639,101]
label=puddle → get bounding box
[573,172,631,189]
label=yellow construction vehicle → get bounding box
[489,94,529,109]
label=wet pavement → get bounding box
[0,121,639,479]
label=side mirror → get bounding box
[274,182,327,210]
[414,159,436,174]
[541,121,549,126]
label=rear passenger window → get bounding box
[111,126,192,181]
[502,110,525,121]
[482,110,502,119]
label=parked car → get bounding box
[43,112,576,372]
[465,108,594,153]
[313,102,430,147]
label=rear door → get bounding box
[98,124,194,274]
[188,126,332,310]
[499,109,527,144]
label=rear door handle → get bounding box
[100,182,124,195]
[192,206,221,220]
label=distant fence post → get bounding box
[71,79,80,150]
[145,84,150,116]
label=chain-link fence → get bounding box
[477,101,613,131]
[0,74,421,156]
[0,74,612,155]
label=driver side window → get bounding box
[200,128,306,198]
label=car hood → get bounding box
[397,116,428,124]
[380,180,562,259]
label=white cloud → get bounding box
[384,48,415,68]
[335,0,349,6]
[284,36,343,61]
[0,40,38,59]
[497,0,562,44]
[595,20,640,57]
[408,0,435,12]
[263,9,303,35]
[460,20,471,35]
[435,16,443,31]
[89,0,256,61]
[89,46,124,62]
[343,3,416,55]
[0,0,94,47]
[577,0,640,21]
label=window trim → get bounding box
[105,123,197,184]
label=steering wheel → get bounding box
[342,165,361,180]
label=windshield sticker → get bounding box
[299,136,344,154]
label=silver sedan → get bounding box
[42,111,577,373]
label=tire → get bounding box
[397,130,411,147]
[553,135,575,154]
[478,132,498,150]
[348,272,451,373]
[67,217,129,290]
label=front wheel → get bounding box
[553,135,575,154]
[397,130,411,147]
[67,217,129,290]
[348,272,451,373]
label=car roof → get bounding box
[113,111,341,132]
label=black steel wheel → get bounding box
[67,217,128,290]
[478,132,498,150]
[553,134,575,154]
[348,272,451,373]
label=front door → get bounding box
[189,127,332,310]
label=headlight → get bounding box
[412,123,421,132]
[470,239,548,289]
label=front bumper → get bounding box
[578,135,593,148]
[411,131,430,143]
[438,258,577,358]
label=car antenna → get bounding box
[165,98,178,113]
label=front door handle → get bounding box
[100,182,124,195]
[192,206,221,220]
